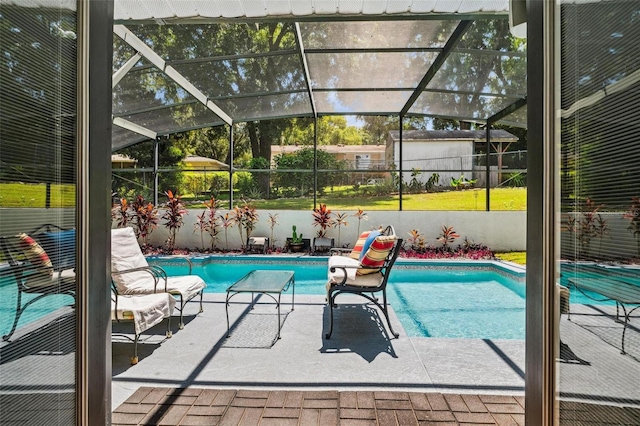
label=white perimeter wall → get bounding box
[0,208,527,252]
[146,210,526,252]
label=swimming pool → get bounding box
[151,256,528,340]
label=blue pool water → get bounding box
[151,256,528,340]
[0,272,74,338]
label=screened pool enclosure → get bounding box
[111,1,527,210]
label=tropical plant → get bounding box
[353,208,368,236]
[407,229,427,252]
[112,198,132,228]
[231,199,259,250]
[426,173,440,192]
[194,210,209,250]
[593,213,610,258]
[437,225,460,250]
[131,195,158,247]
[218,212,234,251]
[312,203,334,238]
[203,197,221,250]
[267,213,279,249]
[451,175,477,190]
[567,197,605,259]
[409,168,422,193]
[333,212,348,247]
[161,190,188,252]
[623,197,640,257]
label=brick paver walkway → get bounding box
[112,387,525,425]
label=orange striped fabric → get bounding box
[357,235,396,275]
[349,231,373,260]
[16,233,54,277]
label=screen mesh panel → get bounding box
[426,52,527,97]
[315,90,413,114]
[172,53,306,99]
[0,3,77,424]
[215,92,313,122]
[409,91,518,120]
[299,20,457,49]
[120,103,225,135]
[496,105,527,128]
[113,67,197,115]
[307,52,439,89]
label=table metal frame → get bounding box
[225,270,295,340]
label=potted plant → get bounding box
[312,203,334,238]
[312,204,335,254]
[288,225,305,253]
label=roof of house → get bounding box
[387,129,518,142]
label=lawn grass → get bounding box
[0,183,76,207]
[200,187,527,211]
[0,182,526,212]
[494,251,527,265]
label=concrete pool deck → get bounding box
[2,291,640,424]
[111,293,526,423]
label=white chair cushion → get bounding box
[112,293,176,336]
[120,274,205,301]
[327,255,383,289]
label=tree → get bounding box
[273,147,345,195]
[0,7,77,187]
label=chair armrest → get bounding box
[111,266,167,292]
[330,264,355,286]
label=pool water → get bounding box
[152,257,528,340]
[0,273,74,338]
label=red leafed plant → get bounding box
[437,225,460,251]
[112,198,132,228]
[312,203,334,238]
[161,190,188,252]
[624,197,640,257]
[131,195,158,248]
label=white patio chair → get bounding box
[110,227,206,329]
[111,290,175,365]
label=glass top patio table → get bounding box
[226,270,295,293]
[225,270,295,341]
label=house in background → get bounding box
[111,154,137,169]
[386,129,518,188]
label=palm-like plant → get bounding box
[333,213,348,247]
[204,197,221,250]
[353,208,368,236]
[194,211,208,250]
[218,212,234,251]
[267,213,279,249]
